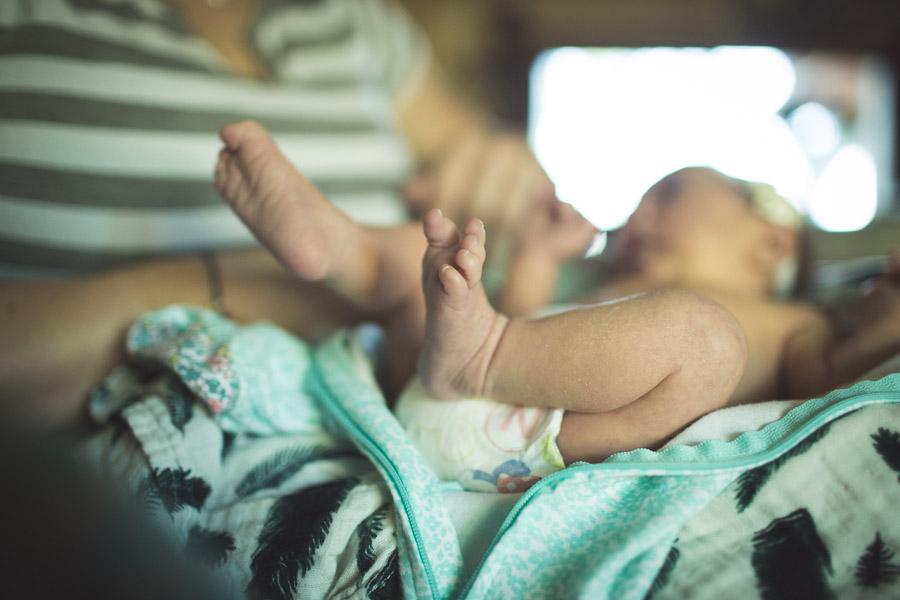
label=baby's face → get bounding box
[619,169,769,279]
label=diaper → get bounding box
[394,378,567,493]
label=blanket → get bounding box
[651,403,900,600]
[80,305,900,599]
[82,307,399,600]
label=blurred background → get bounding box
[399,0,900,259]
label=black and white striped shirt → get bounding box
[0,0,429,278]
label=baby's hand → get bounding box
[516,197,599,262]
[860,249,900,338]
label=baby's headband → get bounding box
[733,179,803,230]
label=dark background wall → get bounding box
[401,0,900,124]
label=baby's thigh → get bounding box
[556,383,723,464]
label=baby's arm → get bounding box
[497,198,597,317]
[783,252,900,397]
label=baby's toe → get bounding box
[423,209,460,248]
[219,119,267,150]
[455,248,483,287]
[438,263,468,296]
[213,153,234,193]
[460,233,486,262]
[463,218,486,247]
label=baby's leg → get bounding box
[419,212,747,462]
[494,292,747,462]
[214,120,422,311]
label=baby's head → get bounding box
[619,167,804,297]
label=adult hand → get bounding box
[403,127,555,235]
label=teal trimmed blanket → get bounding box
[86,305,900,599]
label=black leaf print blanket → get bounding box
[80,310,399,600]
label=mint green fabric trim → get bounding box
[310,330,465,600]
[462,375,900,599]
[605,373,900,469]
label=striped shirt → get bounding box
[0,0,429,278]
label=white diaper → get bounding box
[394,378,566,493]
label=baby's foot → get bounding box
[214,120,356,280]
[418,209,509,400]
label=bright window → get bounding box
[528,47,895,232]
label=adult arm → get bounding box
[0,250,365,434]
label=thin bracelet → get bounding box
[201,251,230,317]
